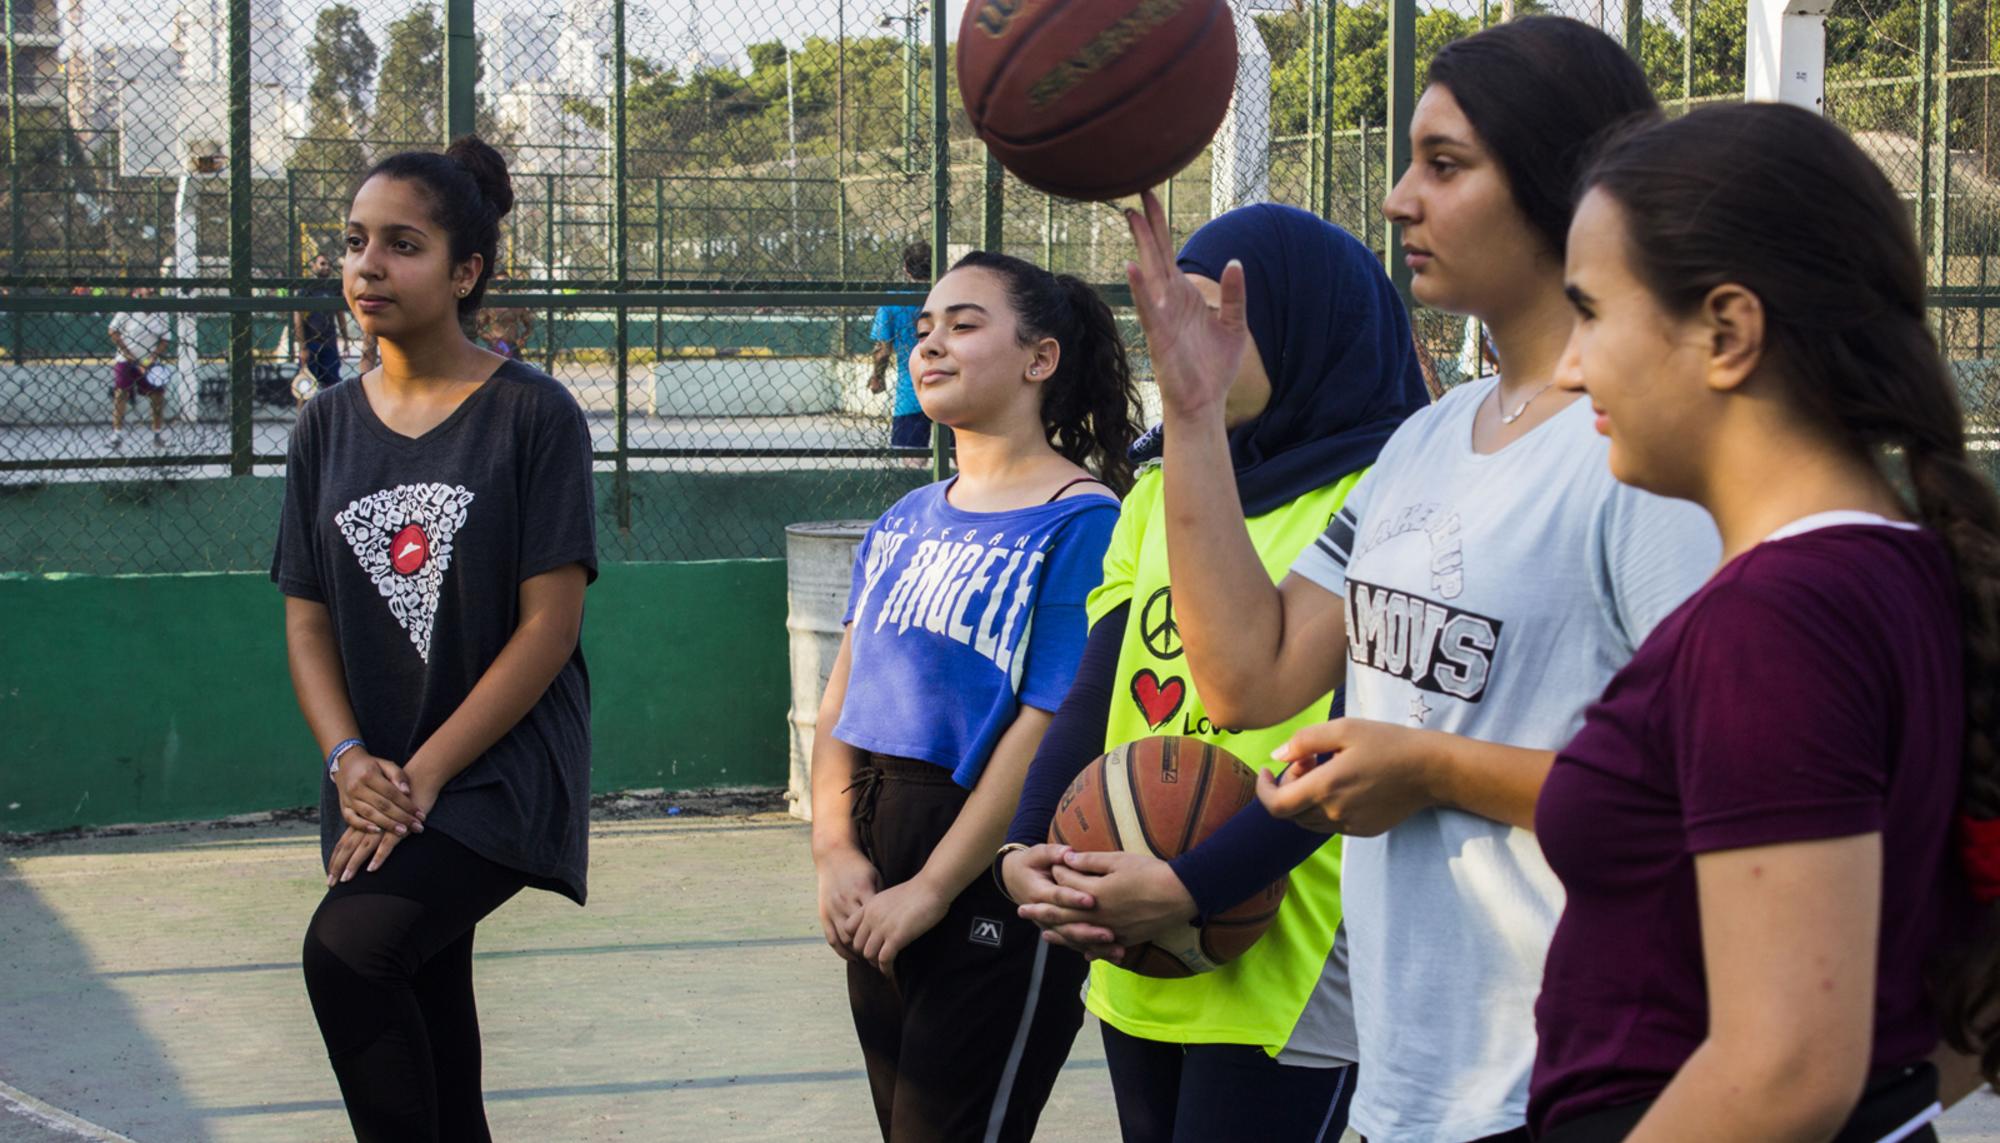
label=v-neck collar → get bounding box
[349,360,511,448]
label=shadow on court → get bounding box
[0,853,208,1140]
[0,814,1119,1141]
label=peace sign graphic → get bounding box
[1141,586,1182,661]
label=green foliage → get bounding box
[305,5,378,121]
[621,33,918,178]
[377,7,445,149]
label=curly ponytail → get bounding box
[1585,100,2000,1089]
[950,251,1144,494]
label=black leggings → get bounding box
[301,830,528,1143]
[1100,1022,1357,1143]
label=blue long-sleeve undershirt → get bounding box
[1004,603,1333,919]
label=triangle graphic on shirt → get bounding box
[335,482,477,663]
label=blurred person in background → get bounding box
[871,241,934,452]
[108,287,171,450]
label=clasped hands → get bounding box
[1002,846,1197,963]
[815,847,951,982]
[1004,718,1445,954]
[326,751,440,886]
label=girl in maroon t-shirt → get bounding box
[1527,104,2000,1141]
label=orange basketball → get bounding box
[956,0,1239,202]
[1049,736,1287,976]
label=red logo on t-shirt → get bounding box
[390,524,430,576]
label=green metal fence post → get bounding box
[905,0,921,177]
[1920,0,1941,297]
[1360,116,1371,249]
[1931,0,1952,311]
[1043,193,1055,269]
[6,0,21,362]
[929,0,952,480]
[1386,0,1415,303]
[1316,1,1336,221]
[1682,0,1694,111]
[228,0,253,475]
[285,168,297,274]
[653,176,664,363]
[612,0,630,532]
[836,177,848,283]
[445,0,476,142]
[982,151,1004,251]
[543,173,557,373]
[1623,0,1644,59]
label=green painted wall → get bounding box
[0,468,923,575]
[0,559,789,834]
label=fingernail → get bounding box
[395,825,406,835]
[1227,258,1243,270]
[340,870,353,882]
[398,783,410,793]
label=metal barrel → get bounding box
[783,520,872,821]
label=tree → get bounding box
[306,5,377,122]
[377,7,444,149]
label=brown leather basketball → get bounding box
[956,0,1239,201]
[1049,736,1287,976]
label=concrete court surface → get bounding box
[0,813,1119,1142]
[5,814,2000,1143]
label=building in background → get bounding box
[7,0,65,116]
[67,41,177,136]
[482,3,556,93]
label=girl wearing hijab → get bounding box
[996,204,1429,1143]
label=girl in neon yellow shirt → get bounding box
[998,204,1428,1142]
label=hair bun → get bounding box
[445,134,515,219]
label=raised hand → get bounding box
[1123,189,1251,420]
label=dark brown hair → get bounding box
[1426,17,1659,259]
[363,135,515,318]
[1585,100,2000,1087]
[950,251,1143,494]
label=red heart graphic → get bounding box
[1131,670,1186,729]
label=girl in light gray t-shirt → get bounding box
[1107,18,1720,1143]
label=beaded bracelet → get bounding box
[326,738,365,778]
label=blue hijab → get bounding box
[1146,204,1430,517]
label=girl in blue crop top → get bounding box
[810,251,1139,1141]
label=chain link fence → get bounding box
[2,0,1992,575]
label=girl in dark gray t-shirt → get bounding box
[275,136,595,1142]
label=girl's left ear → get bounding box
[1027,336,1060,382]
[455,253,485,298]
[1701,283,1764,394]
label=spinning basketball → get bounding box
[957,0,1239,201]
[1049,736,1286,976]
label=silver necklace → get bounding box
[1497,381,1556,425]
